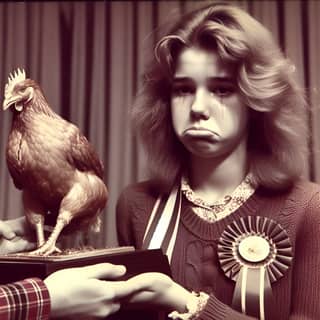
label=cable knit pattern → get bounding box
[116,180,320,320]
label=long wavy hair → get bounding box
[132,3,308,192]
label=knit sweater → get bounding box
[116,179,320,320]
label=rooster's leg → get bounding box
[30,182,79,256]
[30,174,107,256]
[31,214,45,247]
[22,191,46,249]
[30,214,69,255]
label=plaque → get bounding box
[0,247,171,320]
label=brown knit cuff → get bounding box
[197,294,257,320]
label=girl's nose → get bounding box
[190,88,211,120]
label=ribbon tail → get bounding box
[232,266,245,314]
[232,266,273,320]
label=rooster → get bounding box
[2,68,108,256]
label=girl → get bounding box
[117,3,320,320]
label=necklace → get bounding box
[181,173,256,223]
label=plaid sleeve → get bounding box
[0,278,51,320]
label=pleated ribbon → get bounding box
[218,216,293,320]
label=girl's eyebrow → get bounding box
[206,76,235,83]
[172,76,235,84]
[171,77,196,88]
[172,77,194,83]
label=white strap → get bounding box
[166,193,181,263]
[143,184,181,263]
[148,185,179,249]
[143,196,162,244]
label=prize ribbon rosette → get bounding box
[217,216,292,320]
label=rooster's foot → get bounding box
[27,244,62,256]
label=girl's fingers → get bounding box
[0,237,36,254]
[0,221,16,239]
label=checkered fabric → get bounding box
[0,278,50,320]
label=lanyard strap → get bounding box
[142,184,181,263]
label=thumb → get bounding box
[81,263,127,280]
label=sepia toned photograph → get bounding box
[0,1,319,319]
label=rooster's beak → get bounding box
[3,96,18,110]
[3,87,33,111]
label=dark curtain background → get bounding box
[0,0,319,247]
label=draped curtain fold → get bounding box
[0,0,319,247]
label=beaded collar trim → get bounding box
[181,173,256,222]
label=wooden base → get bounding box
[0,247,171,319]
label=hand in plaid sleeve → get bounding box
[0,263,136,320]
[44,263,133,319]
[0,278,50,320]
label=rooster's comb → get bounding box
[6,68,26,87]
[4,68,27,98]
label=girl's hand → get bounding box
[124,272,197,312]
[0,217,36,254]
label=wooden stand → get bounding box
[0,247,171,320]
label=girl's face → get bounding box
[170,47,249,159]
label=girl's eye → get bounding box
[209,85,235,97]
[172,85,195,96]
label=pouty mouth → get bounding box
[183,128,219,144]
[184,128,217,137]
